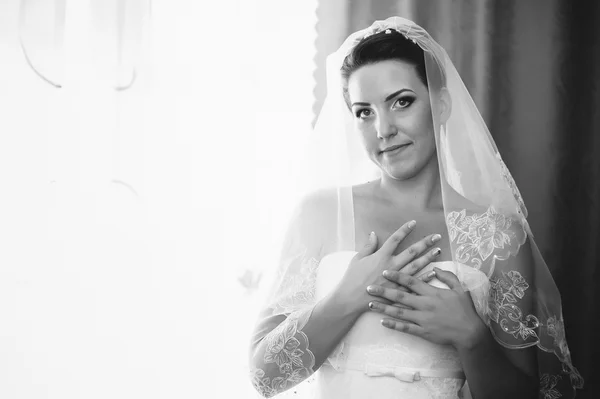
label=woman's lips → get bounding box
[382,143,411,156]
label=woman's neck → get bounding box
[377,156,443,211]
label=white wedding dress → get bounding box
[305,251,489,399]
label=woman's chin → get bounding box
[382,164,420,181]
[378,151,437,181]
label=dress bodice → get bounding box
[310,251,488,399]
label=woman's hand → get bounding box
[334,220,442,316]
[366,267,487,350]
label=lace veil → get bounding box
[251,17,583,398]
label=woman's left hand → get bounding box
[366,267,487,350]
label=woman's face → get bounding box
[346,59,437,181]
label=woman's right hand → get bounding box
[335,221,443,315]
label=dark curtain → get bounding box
[313,1,600,397]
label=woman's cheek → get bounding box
[359,127,376,148]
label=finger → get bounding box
[368,301,420,323]
[363,297,393,309]
[356,231,378,259]
[418,270,437,283]
[379,220,417,257]
[381,318,425,337]
[398,247,442,276]
[383,281,410,294]
[366,285,422,309]
[392,234,442,270]
[432,267,463,291]
[382,270,437,296]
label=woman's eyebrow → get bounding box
[384,88,411,102]
[351,88,412,108]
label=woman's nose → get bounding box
[376,114,397,139]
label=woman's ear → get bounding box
[438,87,452,124]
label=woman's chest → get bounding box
[353,199,453,261]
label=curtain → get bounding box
[313,1,600,398]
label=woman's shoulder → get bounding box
[289,188,343,236]
[296,188,339,215]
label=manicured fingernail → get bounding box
[383,270,391,277]
[381,319,393,328]
[367,285,380,294]
[425,270,436,280]
[433,248,442,256]
[431,234,441,243]
[408,220,416,229]
[368,302,376,309]
[369,231,375,242]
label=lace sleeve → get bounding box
[248,191,336,397]
[249,310,316,398]
[248,249,320,397]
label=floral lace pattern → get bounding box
[546,316,570,360]
[445,206,541,341]
[540,374,562,399]
[250,315,315,398]
[269,251,319,315]
[446,206,521,270]
[422,378,467,399]
[544,318,584,390]
[552,339,585,391]
[360,342,462,371]
[562,361,584,389]
[326,342,466,399]
[446,206,583,396]
[446,206,540,342]
[489,270,540,340]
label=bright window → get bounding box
[0,1,317,397]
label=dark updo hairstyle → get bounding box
[341,29,445,108]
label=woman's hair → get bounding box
[341,29,445,107]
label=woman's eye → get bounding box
[394,97,415,109]
[356,109,373,119]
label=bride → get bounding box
[248,17,583,399]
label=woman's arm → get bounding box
[250,192,444,397]
[250,218,443,396]
[249,191,359,397]
[367,262,539,399]
[249,288,362,398]
[458,227,539,399]
[456,317,539,399]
